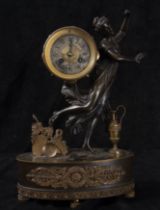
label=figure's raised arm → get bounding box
[100,37,145,63]
[114,10,131,43]
[107,50,145,64]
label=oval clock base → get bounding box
[16,148,135,206]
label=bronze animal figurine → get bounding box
[32,115,68,157]
[32,115,53,156]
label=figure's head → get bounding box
[93,16,114,35]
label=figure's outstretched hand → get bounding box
[135,52,145,64]
[124,9,131,16]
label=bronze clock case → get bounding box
[42,26,99,81]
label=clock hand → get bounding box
[68,37,73,56]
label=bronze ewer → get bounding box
[108,105,126,157]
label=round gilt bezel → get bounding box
[42,26,99,80]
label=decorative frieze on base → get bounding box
[17,182,135,201]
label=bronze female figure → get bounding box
[49,10,144,151]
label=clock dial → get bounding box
[50,35,90,74]
[43,26,99,80]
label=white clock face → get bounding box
[50,35,91,74]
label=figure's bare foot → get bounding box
[82,142,94,153]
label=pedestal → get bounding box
[16,148,135,205]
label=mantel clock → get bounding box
[16,10,144,208]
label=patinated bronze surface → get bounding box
[16,10,143,207]
[49,10,144,151]
[31,115,68,157]
[17,149,135,204]
[108,105,126,157]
